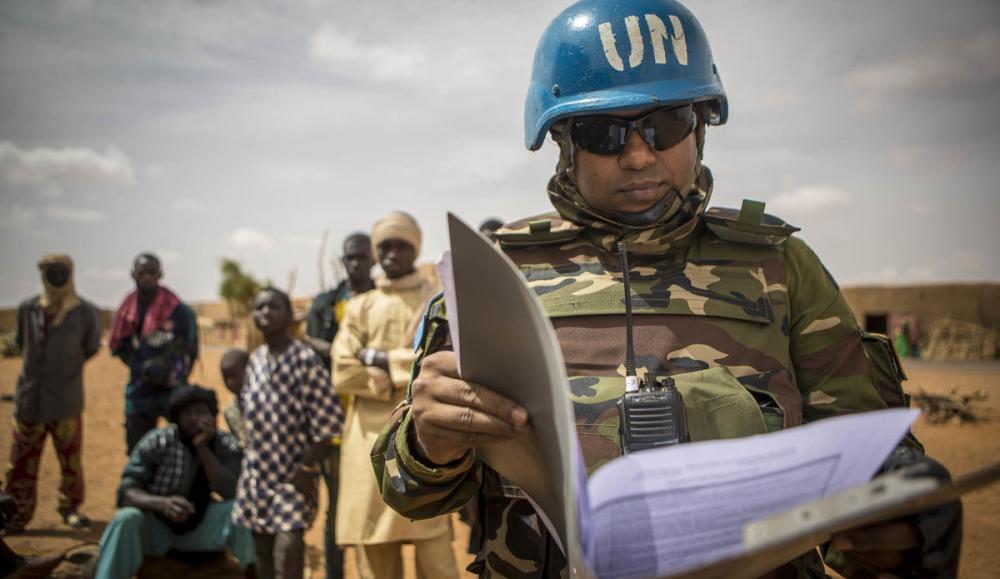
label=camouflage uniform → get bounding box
[372,168,913,578]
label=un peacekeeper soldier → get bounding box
[372,1,962,577]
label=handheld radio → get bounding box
[615,241,689,455]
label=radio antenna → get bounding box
[617,241,640,393]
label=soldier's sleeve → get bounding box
[371,294,483,519]
[785,236,893,422]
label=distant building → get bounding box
[842,283,1000,361]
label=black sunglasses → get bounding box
[569,104,696,156]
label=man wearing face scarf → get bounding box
[372,1,962,578]
[3,254,102,532]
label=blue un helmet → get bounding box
[524,0,727,150]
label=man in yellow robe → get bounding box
[332,212,458,579]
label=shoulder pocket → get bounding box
[860,331,908,408]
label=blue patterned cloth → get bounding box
[233,340,343,533]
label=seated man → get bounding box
[96,385,255,579]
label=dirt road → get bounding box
[2,349,997,577]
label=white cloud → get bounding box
[308,23,426,80]
[766,185,853,215]
[45,204,106,223]
[847,29,1000,96]
[228,227,274,250]
[0,141,136,194]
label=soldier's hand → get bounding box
[410,350,531,466]
[831,449,962,578]
[831,520,922,576]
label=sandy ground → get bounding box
[1,347,997,578]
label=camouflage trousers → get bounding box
[3,416,85,530]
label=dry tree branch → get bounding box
[912,388,990,425]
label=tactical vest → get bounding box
[495,201,904,474]
[382,202,908,579]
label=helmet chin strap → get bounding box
[607,189,680,226]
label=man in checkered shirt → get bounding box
[95,385,255,579]
[234,287,344,579]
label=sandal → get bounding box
[59,509,90,529]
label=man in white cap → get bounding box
[331,212,457,579]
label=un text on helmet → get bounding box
[598,14,688,72]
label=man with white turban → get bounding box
[332,213,458,579]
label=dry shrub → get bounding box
[913,389,990,425]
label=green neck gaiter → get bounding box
[546,136,714,256]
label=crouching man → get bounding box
[96,385,255,579]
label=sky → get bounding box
[1,0,999,309]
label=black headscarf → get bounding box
[167,384,218,425]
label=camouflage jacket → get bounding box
[372,204,913,578]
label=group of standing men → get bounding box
[2,212,462,579]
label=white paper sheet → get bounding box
[434,249,460,373]
[443,213,581,558]
[585,408,919,579]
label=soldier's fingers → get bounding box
[420,350,460,378]
[424,403,525,438]
[832,521,921,552]
[432,377,530,430]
